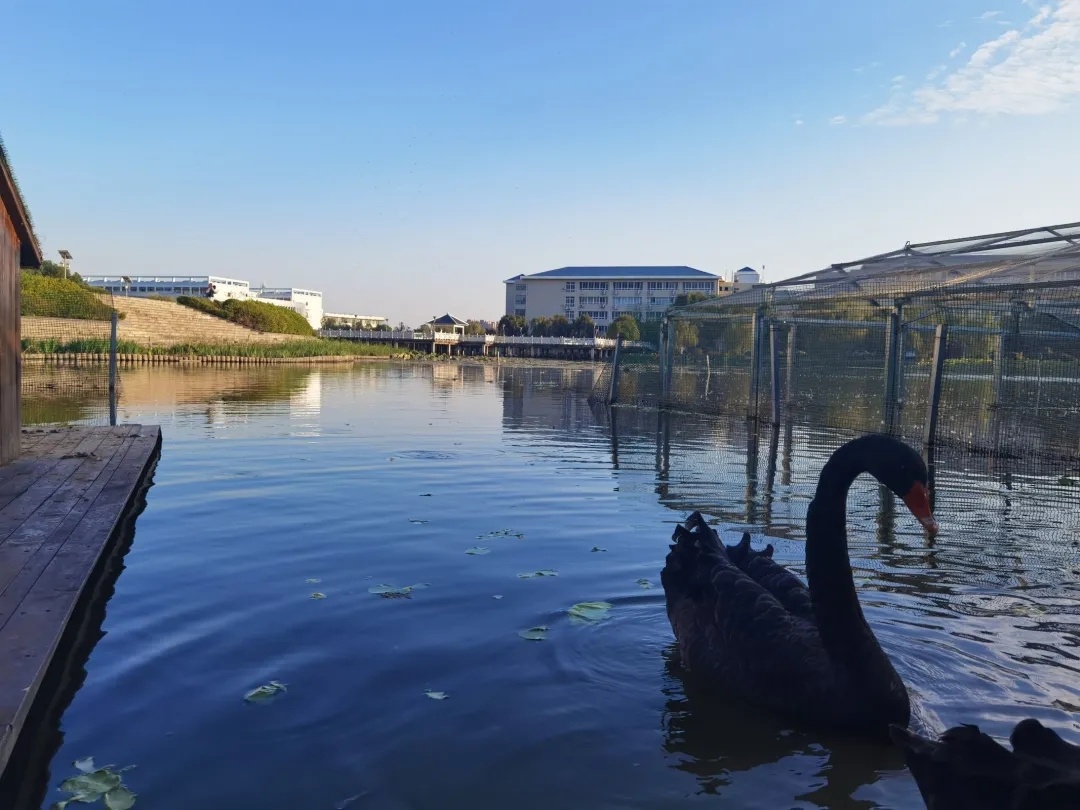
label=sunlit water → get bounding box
[13,363,1080,809]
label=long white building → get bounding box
[503,265,738,326]
[82,275,328,329]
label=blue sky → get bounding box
[4,0,1078,326]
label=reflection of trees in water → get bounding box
[660,646,904,808]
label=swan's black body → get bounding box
[660,434,933,734]
[890,719,1080,809]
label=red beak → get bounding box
[902,481,939,536]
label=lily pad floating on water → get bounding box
[244,680,288,702]
[305,578,321,584]
[590,546,607,553]
[368,583,430,599]
[465,546,490,555]
[567,601,613,624]
[636,578,652,589]
[517,569,558,579]
[518,626,549,641]
[409,519,429,524]
[424,689,449,700]
[54,758,137,810]
[310,592,327,599]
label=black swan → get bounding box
[660,433,939,734]
[890,719,1080,809]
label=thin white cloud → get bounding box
[892,74,907,83]
[949,41,968,58]
[830,115,848,125]
[980,10,1003,19]
[795,119,805,126]
[863,0,1080,125]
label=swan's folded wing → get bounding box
[742,553,814,621]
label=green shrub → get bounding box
[20,272,119,320]
[176,295,229,319]
[221,299,315,335]
[175,295,315,336]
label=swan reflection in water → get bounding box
[659,645,920,809]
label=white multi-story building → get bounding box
[83,275,251,301]
[82,275,329,329]
[503,266,733,326]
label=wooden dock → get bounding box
[0,424,161,779]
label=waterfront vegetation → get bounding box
[21,336,412,358]
[176,295,316,336]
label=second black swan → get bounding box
[660,433,939,735]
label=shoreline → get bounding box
[21,352,614,367]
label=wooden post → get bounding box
[989,330,1005,452]
[608,334,623,405]
[108,310,118,427]
[769,322,781,426]
[747,309,765,420]
[922,323,948,448]
[704,353,711,400]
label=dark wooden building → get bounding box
[0,136,43,465]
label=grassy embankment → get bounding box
[21,273,412,359]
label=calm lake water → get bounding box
[10,362,1080,809]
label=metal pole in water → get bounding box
[747,309,764,421]
[922,323,949,448]
[608,334,623,405]
[883,303,903,434]
[769,322,781,426]
[108,309,118,426]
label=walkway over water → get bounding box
[0,425,161,780]
[319,329,653,358]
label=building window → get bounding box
[580,310,608,321]
[682,281,714,291]
[612,296,642,308]
[565,296,575,306]
[578,281,608,291]
[515,295,526,306]
[579,296,607,307]
[647,281,679,290]
[515,308,526,317]
[613,281,643,290]
[564,282,576,291]
[516,284,527,292]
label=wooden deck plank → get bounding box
[0,429,109,532]
[0,429,84,513]
[0,425,161,779]
[0,426,137,623]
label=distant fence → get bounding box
[595,224,1080,462]
[20,283,119,426]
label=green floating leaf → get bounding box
[424,689,449,700]
[518,626,548,641]
[57,769,123,806]
[590,546,607,553]
[368,583,429,598]
[310,592,327,599]
[305,578,321,584]
[465,546,490,555]
[517,569,558,579]
[636,578,652,589]
[409,519,429,524]
[244,680,287,702]
[73,757,95,774]
[568,601,613,624]
[104,786,138,810]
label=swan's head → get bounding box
[855,434,939,537]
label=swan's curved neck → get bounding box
[805,449,876,659]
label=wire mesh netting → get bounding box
[608,221,1080,462]
[20,277,119,426]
